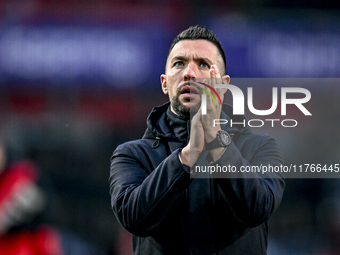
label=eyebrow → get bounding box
[170,55,187,63]
[196,57,213,66]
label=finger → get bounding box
[210,65,223,86]
[200,79,210,110]
[191,107,201,123]
[211,66,226,102]
[197,78,219,109]
[210,65,216,88]
[210,66,223,105]
[201,69,219,108]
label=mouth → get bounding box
[179,82,200,95]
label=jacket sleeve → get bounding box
[109,143,192,237]
[211,134,285,227]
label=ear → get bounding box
[220,74,230,94]
[222,74,230,84]
[160,74,168,95]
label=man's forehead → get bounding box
[168,39,219,61]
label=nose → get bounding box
[183,63,197,82]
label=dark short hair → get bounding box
[167,25,227,74]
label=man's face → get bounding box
[161,39,224,118]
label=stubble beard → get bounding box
[170,91,201,119]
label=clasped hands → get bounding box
[180,65,230,167]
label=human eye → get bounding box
[173,61,184,67]
[199,62,210,68]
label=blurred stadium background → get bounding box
[0,0,339,254]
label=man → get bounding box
[109,25,285,254]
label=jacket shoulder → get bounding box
[113,138,157,153]
[111,137,168,169]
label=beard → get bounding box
[170,85,201,119]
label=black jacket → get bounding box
[109,102,285,255]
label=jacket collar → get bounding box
[143,102,190,142]
[142,102,251,141]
